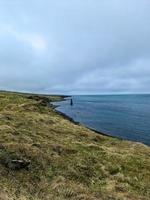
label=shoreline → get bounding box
[51,97,149,147]
[51,98,126,142]
[53,105,123,140]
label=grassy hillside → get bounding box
[0,92,149,200]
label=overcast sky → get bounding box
[0,0,150,94]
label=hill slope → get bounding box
[0,92,149,200]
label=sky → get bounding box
[0,0,150,95]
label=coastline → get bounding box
[53,104,123,141]
[51,97,141,145]
[0,91,149,200]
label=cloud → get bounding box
[0,0,150,94]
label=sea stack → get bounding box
[70,98,73,106]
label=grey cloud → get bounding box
[0,0,150,94]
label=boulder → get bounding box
[6,159,30,170]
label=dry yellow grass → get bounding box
[0,91,149,200]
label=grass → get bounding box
[0,91,149,200]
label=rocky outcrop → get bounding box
[0,152,30,170]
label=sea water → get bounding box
[53,95,150,146]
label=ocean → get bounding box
[53,94,150,146]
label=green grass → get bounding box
[0,91,149,200]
